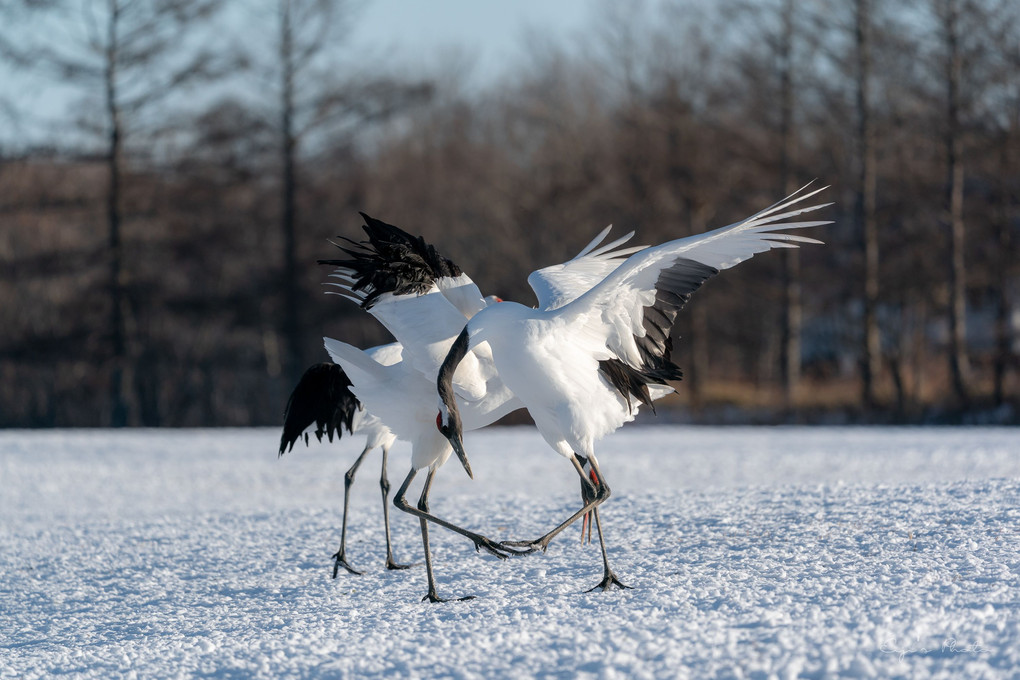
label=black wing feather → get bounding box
[279,363,361,456]
[318,213,462,309]
[598,257,718,410]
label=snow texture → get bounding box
[2,426,1019,679]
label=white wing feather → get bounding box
[327,225,647,396]
[558,183,831,368]
[527,226,648,311]
[364,341,402,365]
[333,285,497,400]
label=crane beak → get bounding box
[450,432,473,480]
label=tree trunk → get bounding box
[943,0,971,404]
[993,143,1013,406]
[280,0,302,387]
[993,270,1010,407]
[105,0,129,427]
[687,302,708,411]
[855,0,881,411]
[780,248,802,407]
[778,0,801,410]
[911,299,928,405]
[888,353,906,418]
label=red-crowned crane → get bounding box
[320,214,645,601]
[279,346,414,577]
[437,185,830,592]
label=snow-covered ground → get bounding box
[1,426,1018,679]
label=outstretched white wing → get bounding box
[527,226,647,311]
[556,184,830,373]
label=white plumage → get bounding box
[324,225,648,473]
[438,184,831,591]
[340,343,401,456]
[278,342,406,577]
[320,217,644,601]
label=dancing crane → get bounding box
[320,214,644,601]
[279,344,415,577]
[437,185,830,591]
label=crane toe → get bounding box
[498,538,546,554]
[422,591,476,604]
[385,558,420,570]
[331,551,364,577]
[586,570,631,592]
[473,534,526,559]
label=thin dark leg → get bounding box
[415,470,475,603]
[502,453,609,554]
[577,454,597,546]
[393,467,524,561]
[332,444,372,578]
[395,468,481,603]
[379,445,416,570]
[417,470,442,601]
[586,505,630,592]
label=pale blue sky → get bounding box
[0,0,597,148]
[351,0,592,76]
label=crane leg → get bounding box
[393,467,526,602]
[332,444,372,577]
[577,454,597,545]
[573,458,630,591]
[379,445,417,570]
[417,469,470,602]
[587,504,631,592]
[501,453,610,554]
[502,455,629,591]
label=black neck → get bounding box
[437,326,470,420]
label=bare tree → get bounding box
[918,0,1018,406]
[723,0,824,409]
[740,0,809,407]
[776,0,804,409]
[3,0,1018,427]
[851,0,881,410]
[276,0,313,391]
[245,0,432,389]
[936,0,972,404]
[992,136,1016,406]
[808,0,886,410]
[2,0,231,425]
[986,7,1020,406]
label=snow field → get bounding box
[1,426,1019,678]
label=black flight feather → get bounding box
[279,363,361,456]
[318,213,462,309]
[598,256,717,410]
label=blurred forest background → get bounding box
[1,0,1018,428]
